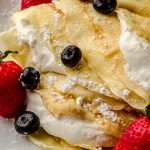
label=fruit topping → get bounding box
[0,51,26,118]
[92,0,117,14]
[20,67,40,91]
[15,111,40,135]
[61,45,82,68]
[113,116,150,150]
[21,0,52,10]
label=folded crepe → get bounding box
[0,0,150,149]
[53,0,150,109]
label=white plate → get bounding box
[0,0,40,150]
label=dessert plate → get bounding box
[0,0,39,149]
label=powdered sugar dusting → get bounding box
[50,91,66,102]
[76,97,84,106]
[93,98,103,104]
[52,40,64,47]
[40,28,51,41]
[52,40,68,48]
[70,76,111,96]
[53,12,61,30]
[122,89,131,98]
[97,102,119,121]
[53,13,61,20]
[83,103,91,110]
[41,75,57,89]
[61,81,76,92]
[97,86,111,96]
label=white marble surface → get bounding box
[0,117,40,150]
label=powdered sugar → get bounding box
[70,76,111,96]
[83,103,91,110]
[61,81,76,92]
[53,12,61,30]
[42,75,57,88]
[97,86,111,96]
[52,40,64,47]
[122,89,130,98]
[76,97,84,106]
[50,91,66,102]
[97,102,118,121]
[93,98,103,104]
[53,13,61,20]
[40,28,51,41]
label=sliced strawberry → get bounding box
[21,0,52,10]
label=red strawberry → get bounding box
[21,0,52,10]
[113,116,150,150]
[0,51,26,118]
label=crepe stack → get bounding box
[0,0,150,149]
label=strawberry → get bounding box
[0,51,26,118]
[113,115,150,150]
[21,0,52,10]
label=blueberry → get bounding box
[14,111,40,135]
[20,67,40,90]
[92,0,117,14]
[61,45,82,68]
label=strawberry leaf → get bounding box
[0,50,18,61]
[146,105,150,117]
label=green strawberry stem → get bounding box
[0,50,18,61]
[146,105,150,117]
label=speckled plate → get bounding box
[0,0,39,149]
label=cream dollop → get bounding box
[119,16,150,90]
[26,91,117,149]
[15,18,65,74]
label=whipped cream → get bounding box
[119,16,150,90]
[26,91,117,149]
[14,18,65,74]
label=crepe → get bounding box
[30,128,84,150]
[2,1,135,128]
[118,0,150,17]
[53,0,150,109]
[0,0,149,110]
[0,0,149,149]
